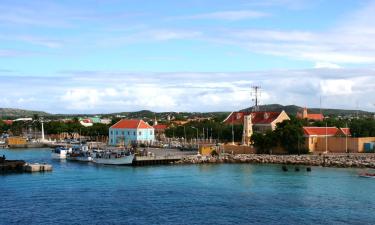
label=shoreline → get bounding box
[174,153,375,169]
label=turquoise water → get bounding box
[1,148,375,225]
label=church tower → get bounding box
[242,114,253,146]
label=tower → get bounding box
[154,116,158,126]
[242,115,253,146]
[302,107,308,119]
[40,117,45,142]
[251,85,261,112]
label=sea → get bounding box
[1,148,375,225]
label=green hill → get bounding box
[241,104,372,117]
[0,108,50,119]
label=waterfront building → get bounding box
[303,126,354,153]
[109,119,155,146]
[297,107,324,121]
[153,124,168,141]
[223,110,290,133]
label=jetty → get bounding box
[0,156,52,174]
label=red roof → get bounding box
[303,127,350,136]
[337,128,351,136]
[153,124,168,130]
[306,114,324,121]
[223,111,284,125]
[2,120,13,125]
[110,119,153,129]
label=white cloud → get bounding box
[320,79,353,96]
[1,68,375,114]
[314,62,342,69]
[182,10,268,21]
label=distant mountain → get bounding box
[0,108,50,119]
[0,104,372,120]
[241,104,373,117]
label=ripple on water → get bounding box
[1,148,375,225]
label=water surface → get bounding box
[1,148,374,225]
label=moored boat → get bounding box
[92,150,134,165]
[66,145,93,162]
[359,172,375,178]
[51,146,72,159]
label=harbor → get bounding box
[1,147,375,225]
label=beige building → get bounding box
[303,126,375,153]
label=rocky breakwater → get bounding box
[175,153,375,168]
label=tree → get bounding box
[251,118,308,154]
[349,118,375,137]
[274,118,307,154]
[251,131,277,154]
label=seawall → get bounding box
[175,153,375,168]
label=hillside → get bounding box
[241,104,372,117]
[0,105,372,120]
[0,108,50,119]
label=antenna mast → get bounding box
[319,96,322,115]
[251,85,261,112]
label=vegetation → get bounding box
[251,117,307,154]
[349,119,375,137]
[164,120,243,143]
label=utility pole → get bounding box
[183,126,186,145]
[251,85,261,112]
[325,122,328,154]
[345,123,348,154]
[231,115,234,145]
[320,96,322,115]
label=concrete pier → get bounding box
[0,160,26,173]
[1,156,52,173]
[24,163,53,172]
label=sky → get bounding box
[1,0,375,114]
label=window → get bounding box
[150,131,153,135]
[128,131,130,135]
[122,131,124,135]
[116,131,118,135]
[139,131,142,135]
[133,131,136,135]
[110,130,113,135]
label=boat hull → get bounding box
[93,155,134,165]
[51,152,67,159]
[66,156,93,162]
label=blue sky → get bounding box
[1,0,375,113]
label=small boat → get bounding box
[66,146,93,162]
[359,172,375,178]
[51,146,72,159]
[92,150,134,165]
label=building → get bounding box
[109,119,155,146]
[223,111,290,133]
[297,107,324,121]
[153,124,168,141]
[303,126,352,152]
[224,111,290,146]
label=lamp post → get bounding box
[191,127,199,154]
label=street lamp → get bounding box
[191,127,199,154]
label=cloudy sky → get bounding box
[1,0,375,113]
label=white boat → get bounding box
[93,150,134,165]
[66,145,93,162]
[51,146,72,159]
[359,172,375,178]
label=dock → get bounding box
[0,156,52,174]
[133,155,182,166]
